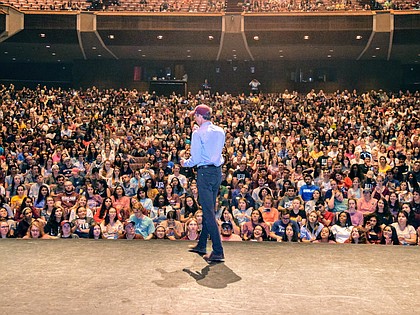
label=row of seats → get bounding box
[240,0,419,12]
[2,0,419,11]
[1,0,225,12]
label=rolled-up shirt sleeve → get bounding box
[183,121,225,168]
[183,130,201,168]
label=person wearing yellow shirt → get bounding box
[10,184,27,216]
[310,145,323,160]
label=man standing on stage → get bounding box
[181,104,225,262]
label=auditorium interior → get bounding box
[0,4,419,93]
[1,3,420,315]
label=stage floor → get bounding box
[1,240,419,315]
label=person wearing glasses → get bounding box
[270,209,300,242]
[0,220,15,238]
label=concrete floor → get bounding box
[0,240,419,315]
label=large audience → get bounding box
[1,0,419,11]
[0,0,226,12]
[241,0,420,12]
[0,83,419,246]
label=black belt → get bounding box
[197,164,220,169]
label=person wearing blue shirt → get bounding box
[270,209,300,242]
[384,170,400,191]
[121,174,137,197]
[231,183,255,211]
[181,104,225,262]
[299,174,320,202]
[129,202,155,240]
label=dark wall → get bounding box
[184,60,404,94]
[72,60,144,90]
[0,59,408,93]
[71,59,404,94]
[0,62,73,89]
[0,13,5,33]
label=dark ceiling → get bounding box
[0,8,419,65]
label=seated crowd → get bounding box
[241,0,420,12]
[0,84,419,245]
[0,0,225,12]
[1,0,419,11]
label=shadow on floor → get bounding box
[182,262,242,289]
[153,259,242,289]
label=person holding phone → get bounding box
[160,210,183,239]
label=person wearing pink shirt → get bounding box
[111,185,131,221]
[220,222,242,241]
[347,198,364,226]
[357,188,378,215]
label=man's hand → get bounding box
[180,159,185,167]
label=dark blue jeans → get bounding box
[196,166,223,256]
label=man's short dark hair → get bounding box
[201,112,211,120]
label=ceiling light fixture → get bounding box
[253,36,259,41]
[356,35,362,40]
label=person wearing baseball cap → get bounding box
[220,222,242,242]
[118,221,143,240]
[182,104,226,262]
